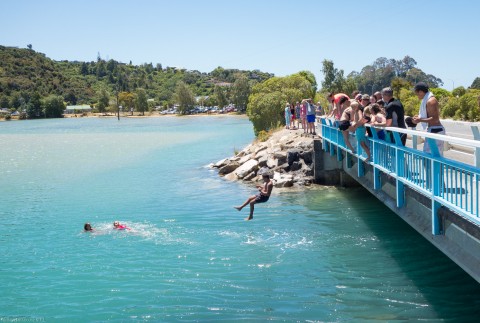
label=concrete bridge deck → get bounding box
[313,119,480,283]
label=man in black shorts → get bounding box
[234,168,273,221]
[381,87,406,145]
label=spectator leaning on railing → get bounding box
[382,87,407,145]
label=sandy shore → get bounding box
[1,112,246,121]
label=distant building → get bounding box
[65,105,92,114]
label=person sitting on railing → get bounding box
[412,82,446,156]
[363,106,373,137]
[326,92,350,120]
[338,100,371,161]
[338,101,355,152]
[351,101,371,161]
[370,104,386,140]
[382,87,407,145]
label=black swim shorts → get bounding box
[255,194,269,203]
[338,120,351,131]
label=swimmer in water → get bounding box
[84,223,94,232]
[113,221,130,230]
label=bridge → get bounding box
[313,118,480,283]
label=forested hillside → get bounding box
[0,45,273,116]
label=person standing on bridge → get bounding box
[412,82,446,156]
[382,87,407,145]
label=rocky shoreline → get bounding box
[211,128,317,188]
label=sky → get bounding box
[1,0,478,90]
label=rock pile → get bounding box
[212,129,315,188]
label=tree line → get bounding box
[0,46,273,118]
[247,56,480,135]
[2,45,479,132]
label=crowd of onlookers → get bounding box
[284,82,445,160]
[284,99,324,135]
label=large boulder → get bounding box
[224,172,239,181]
[257,155,268,168]
[275,162,290,173]
[214,158,229,168]
[267,156,277,168]
[273,151,287,165]
[238,154,252,165]
[254,148,268,161]
[302,165,313,177]
[272,143,284,152]
[273,172,294,188]
[290,161,301,172]
[300,149,313,164]
[287,149,301,165]
[234,159,259,179]
[243,171,257,181]
[254,144,268,154]
[218,161,240,175]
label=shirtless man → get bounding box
[337,100,370,159]
[338,100,356,153]
[412,82,445,156]
[234,170,273,221]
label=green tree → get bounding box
[247,73,313,135]
[0,96,10,109]
[214,85,228,108]
[391,77,411,98]
[96,88,110,114]
[134,88,148,116]
[42,95,65,118]
[119,91,135,112]
[298,70,317,98]
[80,62,88,75]
[321,59,346,93]
[471,77,480,89]
[442,90,480,121]
[452,86,466,97]
[231,74,250,112]
[96,60,107,78]
[174,81,195,115]
[321,59,337,92]
[26,92,43,118]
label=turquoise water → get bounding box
[1,116,479,322]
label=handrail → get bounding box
[367,124,480,148]
[319,117,480,236]
[319,116,480,148]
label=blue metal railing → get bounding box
[320,118,480,235]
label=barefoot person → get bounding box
[234,169,273,221]
[412,82,446,156]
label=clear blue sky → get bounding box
[1,0,478,90]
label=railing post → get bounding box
[392,132,405,208]
[432,159,442,235]
[471,126,480,168]
[370,128,381,189]
[428,137,442,235]
[321,121,329,153]
[357,136,364,177]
